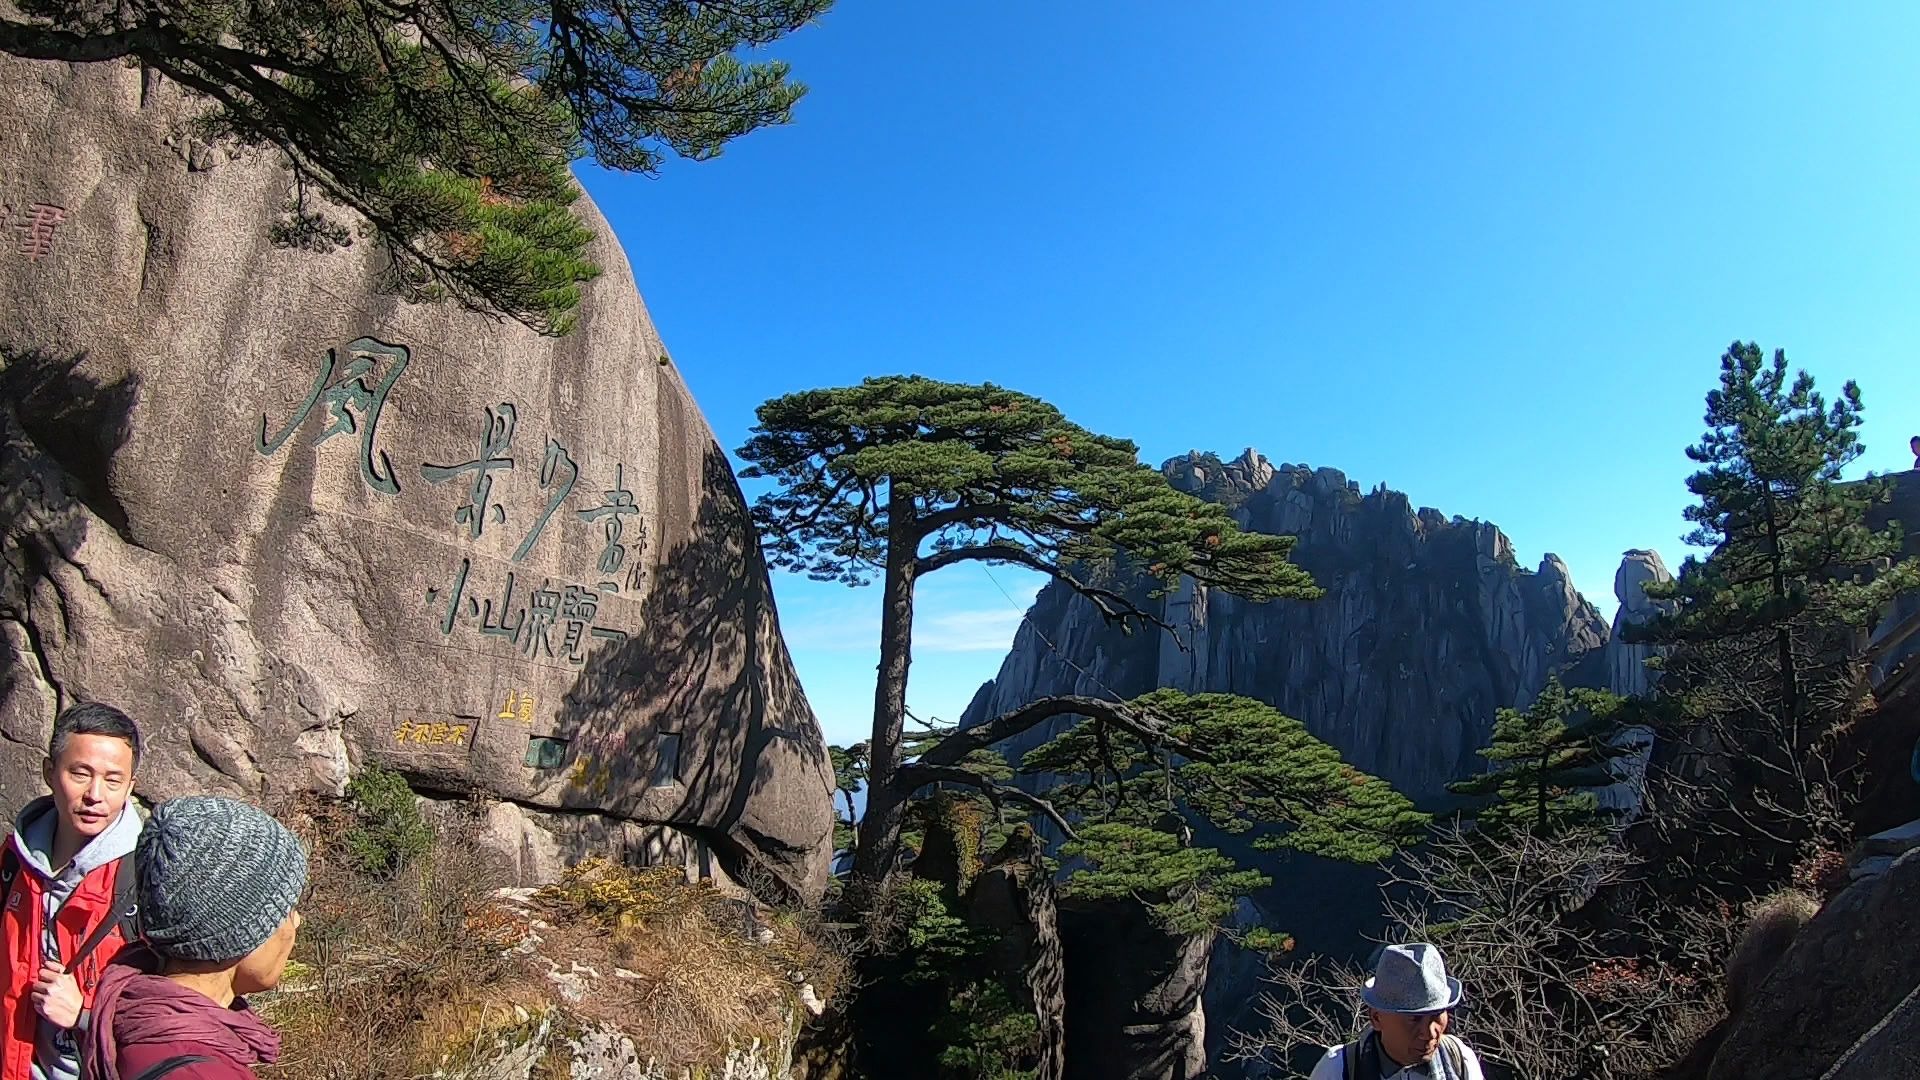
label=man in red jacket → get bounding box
[2,702,144,1080]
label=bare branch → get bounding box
[916,544,1177,635]
[893,763,1079,841]
[917,695,1174,770]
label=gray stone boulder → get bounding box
[1708,848,1920,1080]
[0,55,834,899]
[1060,897,1211,1080]
[1595,548,1671,815]
[1605,548,1673,698]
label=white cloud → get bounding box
[775,566,1044,656]
[913,606,1028,653]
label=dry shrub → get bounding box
[530,858,850,1068]
[256,793,850,1079]
[261,795,544,1080]
[1237,827,1730,1080]
[1788,846,1850,899]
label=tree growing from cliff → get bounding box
[1021,690,1428,935]
[1447,675,1630,840]
[738,377,1327,894]
[1629,343,1920,876]
[0,0,828,335]
[829,742,868,856]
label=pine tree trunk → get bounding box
[1760,486,1801,727]
[1536,750,1550,835]
[852,492,918,892]
[840,791,859,852]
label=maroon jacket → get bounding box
[80,950,280,1080]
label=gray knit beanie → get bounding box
[135,796,309,963]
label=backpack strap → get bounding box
[1342,1033,1377,1080]
[1,844,23,926]
[128,1056,211,1080]
[68,854,138,972]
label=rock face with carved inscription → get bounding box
[0,55,836,900]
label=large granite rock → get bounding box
[1708,847,1920,1080]
[0,56,835,899]
[1605,548,1673,698]
[964,840,1066,1080]
[1059,897,1211,1080]
[960,449,1654,1073]
[1596,548,1671,815]
[962,448,1613,803]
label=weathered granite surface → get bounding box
[0,55,834,899]
[962,448,1614,802]
[1595,548,1671,815]
[1059,897,1212,1080]
[1708,848,1920,1080]
[960,448,1664,1074]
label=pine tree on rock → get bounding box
[1023,689,1428,935]
[1447,676,1629,840]
[738,376,1331,898]
[829,742,869,856]
[1628,342,1920,868]
[0,0,830,334]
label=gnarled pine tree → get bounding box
[1629,342,1920,874]
[1023,689,1427,935]
[0,0,830,334]
[1447,675,1629,840]
[739,376,1330,894]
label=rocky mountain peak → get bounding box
[965,454,1618,802]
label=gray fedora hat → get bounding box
[1362,942,1464,1014]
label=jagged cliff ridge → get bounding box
[962,449,1615,802]
[959,449,1667,1080]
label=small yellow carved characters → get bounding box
[498,689,536,724]
[394,720,471,746]
[570,755,613,797]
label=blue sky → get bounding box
[581,3,1920,748]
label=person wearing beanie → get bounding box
[81,797,308,1080]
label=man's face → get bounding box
[1370,1006,1451,1065]
[42,734,136,843]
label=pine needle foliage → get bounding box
[1030,690,1428,935]
[740,376,1319,600]
[829,741,868,855]
[1447,675,1630,839]
[1628,342,1920,882]
[739,377,1324,892]
[1634,341,1920,654]
[2,0,830,334]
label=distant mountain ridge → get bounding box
[957,448,1673,1077]
[962,449,1667,802]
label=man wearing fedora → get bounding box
[1308,942,1485,1080]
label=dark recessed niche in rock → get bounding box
[651,732,682,787]
[525,735,570,770]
